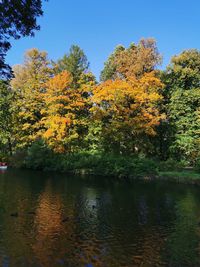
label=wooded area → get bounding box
[0,40,200,175]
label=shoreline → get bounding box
[7,166,200,185]
[157,171,200,185]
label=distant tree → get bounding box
[100,38,162,81]
[0,0,47,78]
[53,45,89,88]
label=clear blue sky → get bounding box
[6,0,200,79]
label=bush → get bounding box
[0,151,9,162]
[22,145,158,178]
[195,159,200,173]
[158,158,187,172]
[25,139,55,170]
[63,153,158,178]
[10,150,27,168]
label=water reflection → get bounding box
[0,170,199,266]
[165,192,199,267]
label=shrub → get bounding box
[158,158,187,172]
[22,146,158,178]
[195,159,200,173]
[25,139,55,170]
[10,150,27,168]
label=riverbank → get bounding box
[9,149,200,185]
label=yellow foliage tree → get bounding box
[91,72,165,153]
[10,48,52,148]
[41,71,88,152]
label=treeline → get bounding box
[0,39,200,174]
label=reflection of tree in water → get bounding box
[138,195,148,225]
[1,171,200,266]
[32,179,64,266]
[66,186,106,267]
[0,172,41,266]
[165,192,199,267]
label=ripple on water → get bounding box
[0,171,200,266]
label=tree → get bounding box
[11,48,51,148]
[163,49,200,162]
[100,45,125,81]
[0,0,47,78]
[91,72,164,154]
[53,45,89,89]
[100,38,162,81]
[0,81,15,157]
[41,71,89,152]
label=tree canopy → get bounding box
[0,40,199,168]
[0,0,47,78]
[53,45,89,89]
[100,38,162,81]
[162,50,200,162]
[11,48,51,148]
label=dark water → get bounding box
[0,170,200,267]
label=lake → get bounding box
[0,169,199,267]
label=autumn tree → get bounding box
[91,72,164,154]
[0,0,47,78]
[100,38,162,81]
[41,71,90,152]
[11,48,52,148]
[53,45,89,89]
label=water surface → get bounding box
[0,169,200,267]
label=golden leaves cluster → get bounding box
[91,72,164,136]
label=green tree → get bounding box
[0,0,47,78]
[163,49,200,162]
[100,45,125,81]
[0,81,15,157]
[53,45,89,88]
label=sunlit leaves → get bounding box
[100,38,162,81]
[41,71,88,152]
[10,48,52,148]
[91,72,164,153]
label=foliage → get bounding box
[0,0,47,78]
[164,49,200,91]
[24,147,158,177]
[11,48,52,148]
[53,45,90,88]
[25,139,56,170]
[163,50,200,162]
[9,150,27,168]
[91,72,164,153]
[41,71,89,152]
[158,159,187,172]
[100,45,125,81]
[195,158,200,173]
[1,40,199,176]
[0,80,15,156]
[100,38,162,81]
